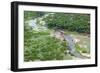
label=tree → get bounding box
[43,13,90,33]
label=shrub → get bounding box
[43,13,90,33]
[24,31,67,61]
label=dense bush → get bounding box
[43,13,90,33]
[24,31,67,61]
[24,11,90,61]
[24,11,45,20]
[24,19,71,61]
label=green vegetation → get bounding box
[24,30,67,61]
[75,44,90,54]
[24,11,90,61]
[24,11,45,20]
[43,13,90,33]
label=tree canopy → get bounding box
[43,13,90,33]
